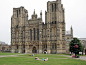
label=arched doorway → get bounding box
[44,49,47,52]
[44,49,47,54]
[85,49,86,55]
[15,45,18,53]
[32,47,37,53]
[22,45,25,53]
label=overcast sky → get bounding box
[0,0,86,45]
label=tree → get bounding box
[69,38,82,57]
[81,46,84,55]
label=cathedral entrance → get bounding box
[32,47,37,53]
[44,49,47,54]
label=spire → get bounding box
[70,26,73,36]
[71,25,73,30]
[40,10,42,15]
[40,10,42,19]
[34,9,35,15]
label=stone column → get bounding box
[25,42,29,53]
[18,43,22,53]
[47,41,51,54]
[39,41,42,53]
[11,45,16,53]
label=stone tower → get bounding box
[45,0,66,53]
[11,7,28,53]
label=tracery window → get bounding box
[52,43,57,49]
[34,28,35,40]
[17,10,18,17]
[55,4,56,11]
[30,29,32,41]
[37,29,39,40]
[52,4,53,12]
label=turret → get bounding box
[40,10,42,19]
[71,26,73,36]
[34,9,35,15]
[32,9,37,20]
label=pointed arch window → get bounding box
[37,29,39,40]
[52,44,54,49]
[34,28,35,40]
[30,29,32,41]
[52,4,53,12]
[55,4,56,11]
[17,45,18,49]
[17,10,18,17]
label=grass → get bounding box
[0,54,86,65]
[20,54,68,58]
[0,52,22,55]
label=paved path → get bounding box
[61,55,86,61]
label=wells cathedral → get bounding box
[11,0,74,54]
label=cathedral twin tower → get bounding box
[11,0,66,54]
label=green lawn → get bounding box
[0,54,86,65]
[0,52,21,55]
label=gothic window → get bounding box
[52,44,54,49]
[46,44,47,48]
[16,25,18,28]
[30,29,32,41]
[55,43,57,49]
[34,28,35,40]
[52,4,53,12]
[17,45,18,49]
[55,4,56,11]
[23,45,25,48]
[17,10,18,17]
[44,45,45,48]
[37,29,39,40]
[19,9,20,14]
[52,43,57,49]
[55,21,56,24]
[44,44,47,48]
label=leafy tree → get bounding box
[81,46,84,52]
[69,38,82,57]
[81,46,84,55]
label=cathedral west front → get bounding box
[11,0,68,54]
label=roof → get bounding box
[0,41,8,45]
[66,38,86,42]
[78,38,86,41]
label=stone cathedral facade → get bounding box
[11,0,67,54]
